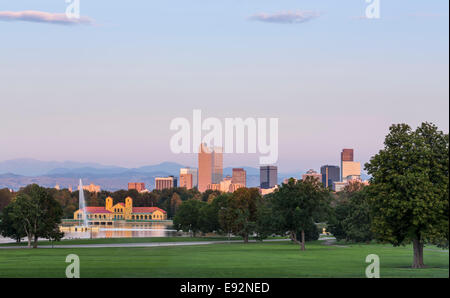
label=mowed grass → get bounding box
[0,236,270,247]
[0,241,447,278]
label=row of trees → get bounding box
[0,186,221,219]
[55,187,221,219]
[174,177,330,250]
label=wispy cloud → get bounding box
[249,11,321,24]
[0,10,93,25]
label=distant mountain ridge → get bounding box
[0,159,188,177]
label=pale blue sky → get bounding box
[0,0,448,172]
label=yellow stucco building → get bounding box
[74,197,167,224]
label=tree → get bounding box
[295,221,320,242]
[170,193,182,216]
[8,193,41,248]
[328,185,373,243]
[8,184,64,248]
[365,122,449,268]
[254,199,276,241]
[198,193,230,234]
[173,199,205,237]
[0,188,13,212]
[270,177,332,250]
[0,203,27,242]
[219,188,261,243]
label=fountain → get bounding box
[78,179,89,228]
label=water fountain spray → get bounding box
[78,179,89,227]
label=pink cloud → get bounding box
[0,10,93,25]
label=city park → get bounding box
[0,122,448,278]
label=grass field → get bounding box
[0,236,266,247]
[0,241,447,278]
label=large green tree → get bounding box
[173,199,206,237]
[6,184,64,248]
[271,177,331,250]
[328,183,373,243]
[198,193,231,234]
[219,188,261,243]
[365,122,449,268]
[0,203,27,242]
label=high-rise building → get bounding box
[155,176,177,190]
[179,173,193,189]
[260,165,278,189]
[198,144,223,192]
[341,149,354,162]
[231,168,246,187]
[179,168,198,189]
[302,169,322,182]
[320,165,340,188]
[340,149,360,181]
[128,182,146,192]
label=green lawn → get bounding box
[0,236,286,246]
[0,241,447,278]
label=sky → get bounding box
[0,0,448,173]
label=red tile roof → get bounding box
[83,207,112,214]
[132,207,166,214]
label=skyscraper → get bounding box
[341,149,354,162]
[320,165,340,188]
[179,173,193,189]
[198,143,223,192]
[180,168,198,189]
[231,168,246,187]
[340,148,361,181]
[260,165,277,189]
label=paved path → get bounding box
[0,238,291,249]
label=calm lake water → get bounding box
[0,221,187,244]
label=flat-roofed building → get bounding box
[155,176,177,190]
[128,182,146,192]
[231,168,246,187]
[180,168,198,189]
[340,149,361,181]
[342,161,361,180]
[179,173,193,189]
[320,165,340,188]
[260,165,278,189]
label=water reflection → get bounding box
[0,222,186,243]
[63,222,183,239]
